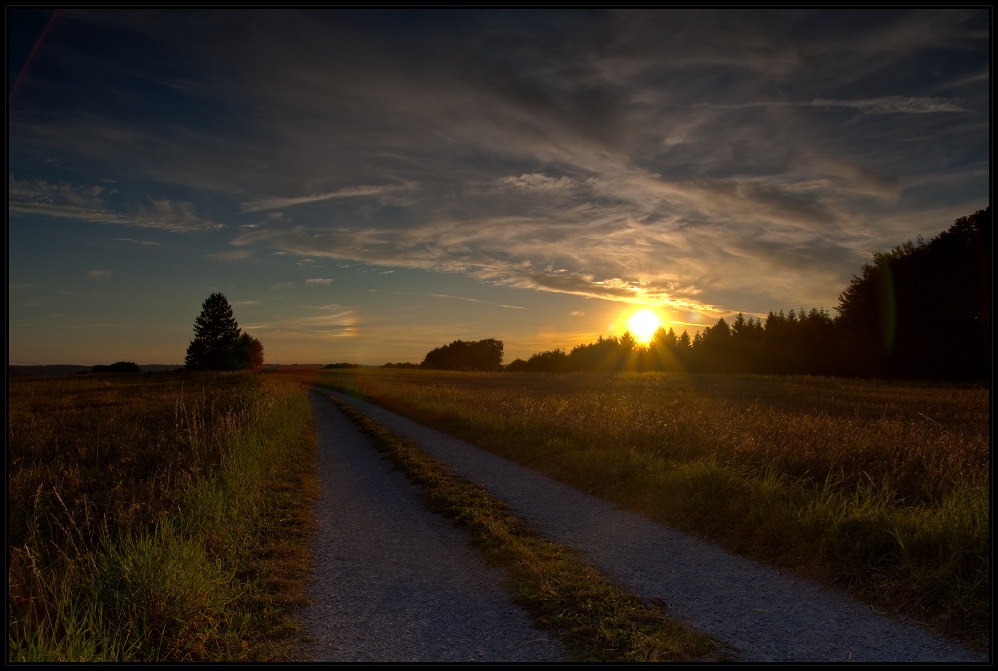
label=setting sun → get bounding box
[628,310,660,344]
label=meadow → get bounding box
[311,368,990,649]
[8,372,317,662]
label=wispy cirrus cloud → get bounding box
[496,173,579,192]
[232,148,901,314]
[697,96,967,114]
[304,278,334,286]
[244,309,358,338]
[807,96,967,114]
[241,183,417,213]
[8,9,988,367]
[429,293,524,309]
[231,220,722,315]
[87,269,113,279]
[208,249,253,261]
[8,178,221,232]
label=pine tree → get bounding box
[185,293,242,370]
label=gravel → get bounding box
[313,387,988,663]
[295,392,565,662]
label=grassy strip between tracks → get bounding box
[310,369,989,651]
[325,395,728,663]
[9,373,318,662]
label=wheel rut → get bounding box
[296,392,564,662]
[311,387,987,663]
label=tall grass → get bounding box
[313,368,989,649]
[8,373,317,662]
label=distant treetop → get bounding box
[91,361,141,373]
[421,338,504,371]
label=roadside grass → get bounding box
[324,394,726,662]
[8,372,317,662]
[311,368,990,650]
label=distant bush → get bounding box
[324,363,361,369]
[92,361,141,373]
[383,362,420,369]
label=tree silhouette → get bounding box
[92,361,141,373]
[233,332,265,370]
[836,207,990,378]
[677,330,692,351]
[645,326,682,370]
[185,293,263,371]
[421,338,504,371]
[729,313,763,373]
[568,334,630,371]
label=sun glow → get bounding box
[627,309,660,344]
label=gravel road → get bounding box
[310,387,987,664]
[296,392,564,662]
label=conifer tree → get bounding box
[185,293,243,370]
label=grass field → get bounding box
[308,368,990,650]
[8,372,317,662]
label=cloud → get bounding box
[208,249,253,261]
[244,309,358,339]
[56,322,125,329]
[241,183,417,213]
[8,178,221,232]
[428,293,524,309]
[304,278,334,286]
[806,97,967,114]
[8,9,988,326]
[142,199,223,232]
[115,237,162,245]
[87,269,113,279]
[232,221,720,314]
[496,173,578,192]
[697,96,966,114]
[570,311,585,317]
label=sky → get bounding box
[8,9,990,365]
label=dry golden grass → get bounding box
[312,368,989,649]
[10,374,251,553]
[8,372,317,662]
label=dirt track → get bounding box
[301,388,987,663]
[295,392,564,662]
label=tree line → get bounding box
[414,208,989,380]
